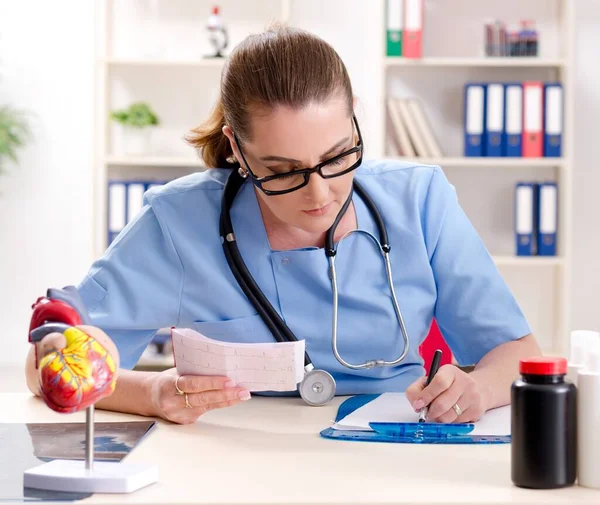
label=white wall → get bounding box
[572,0,600,332]
[0,0,598,370]
[0,0,96,368]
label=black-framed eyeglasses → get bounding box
[233,114,364,196]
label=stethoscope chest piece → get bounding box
[298,369,336,406]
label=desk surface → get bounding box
[1,392,598,505]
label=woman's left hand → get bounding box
[405,365,489,423]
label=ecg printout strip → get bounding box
[171,328,306,392]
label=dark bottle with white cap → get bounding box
[511,356,577,489]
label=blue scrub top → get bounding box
[77,160,531,395]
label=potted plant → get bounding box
[110,102,159,156]
[0,105,32,175]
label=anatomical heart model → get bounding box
[29,290,119,413]
[25,286,157,494]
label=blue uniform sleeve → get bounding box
[424,166,532,365]
[77,197,183,369]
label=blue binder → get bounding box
[504,83,523,157]
[537,182,558,256]
[107,180,126,246]
[514,182,536,256]
[544,83,563,157]
[464,83,486,157]
[484,83,505,157]
[107,180,168,246]
[319,395,510,445]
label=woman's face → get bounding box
[224,96,359,236]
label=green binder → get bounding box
[386,0,403,56]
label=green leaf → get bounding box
[109,102,159,127]
[0,106,33,171]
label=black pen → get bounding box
[418,349,443,423]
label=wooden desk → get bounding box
[1,392,598,505]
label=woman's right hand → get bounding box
[148,368,251,424]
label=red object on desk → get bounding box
[419,319,452,371]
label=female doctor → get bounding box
[26,25,541,425]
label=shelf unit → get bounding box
[387,157,565,169]
[104,156,204,167]
[93,0,291,258]
[103,58,227,68]
[94,1,292,370]
[93,1,575,366]
[381,0,575,355]
[385,57,566,68]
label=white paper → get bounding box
[332,393,511,436]
[171,328,305,392]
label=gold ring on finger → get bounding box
[184,393,192,409]
[175,375,185,396]
[452,403,462,416]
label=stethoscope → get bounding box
[220,169,410,406]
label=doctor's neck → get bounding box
[256,190,358,251]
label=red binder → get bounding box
[522,81,544,157]
[403,0,423,58]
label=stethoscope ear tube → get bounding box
[325,185,354,257]
[220,171,312,367]
[352,180,390,250]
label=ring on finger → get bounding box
[175,376,185,396]
[452,403,462,417]
[184,393,192,409]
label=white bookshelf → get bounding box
[493,256,564,267]
[385,57,566,68]
[93,0,291,258]
[381,0,575,355]
[94,0,292,370]
[93,0,575,362]
[103,58,227,68]
[104,156,204,167]
[389,157,565,168]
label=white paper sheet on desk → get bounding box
[171,328,305,392]
[331,393,511,436]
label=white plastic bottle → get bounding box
[577,349,600,488]
[568,330,600,386]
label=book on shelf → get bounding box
[387,97,443,158]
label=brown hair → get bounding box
[186,23,354,168]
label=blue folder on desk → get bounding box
[320,394,510,445]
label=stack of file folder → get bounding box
[107,180,167,246]
[464,81,563,158]
[385,0,423,58]
[515,181,558,256]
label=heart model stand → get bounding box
[23,286,158,493]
